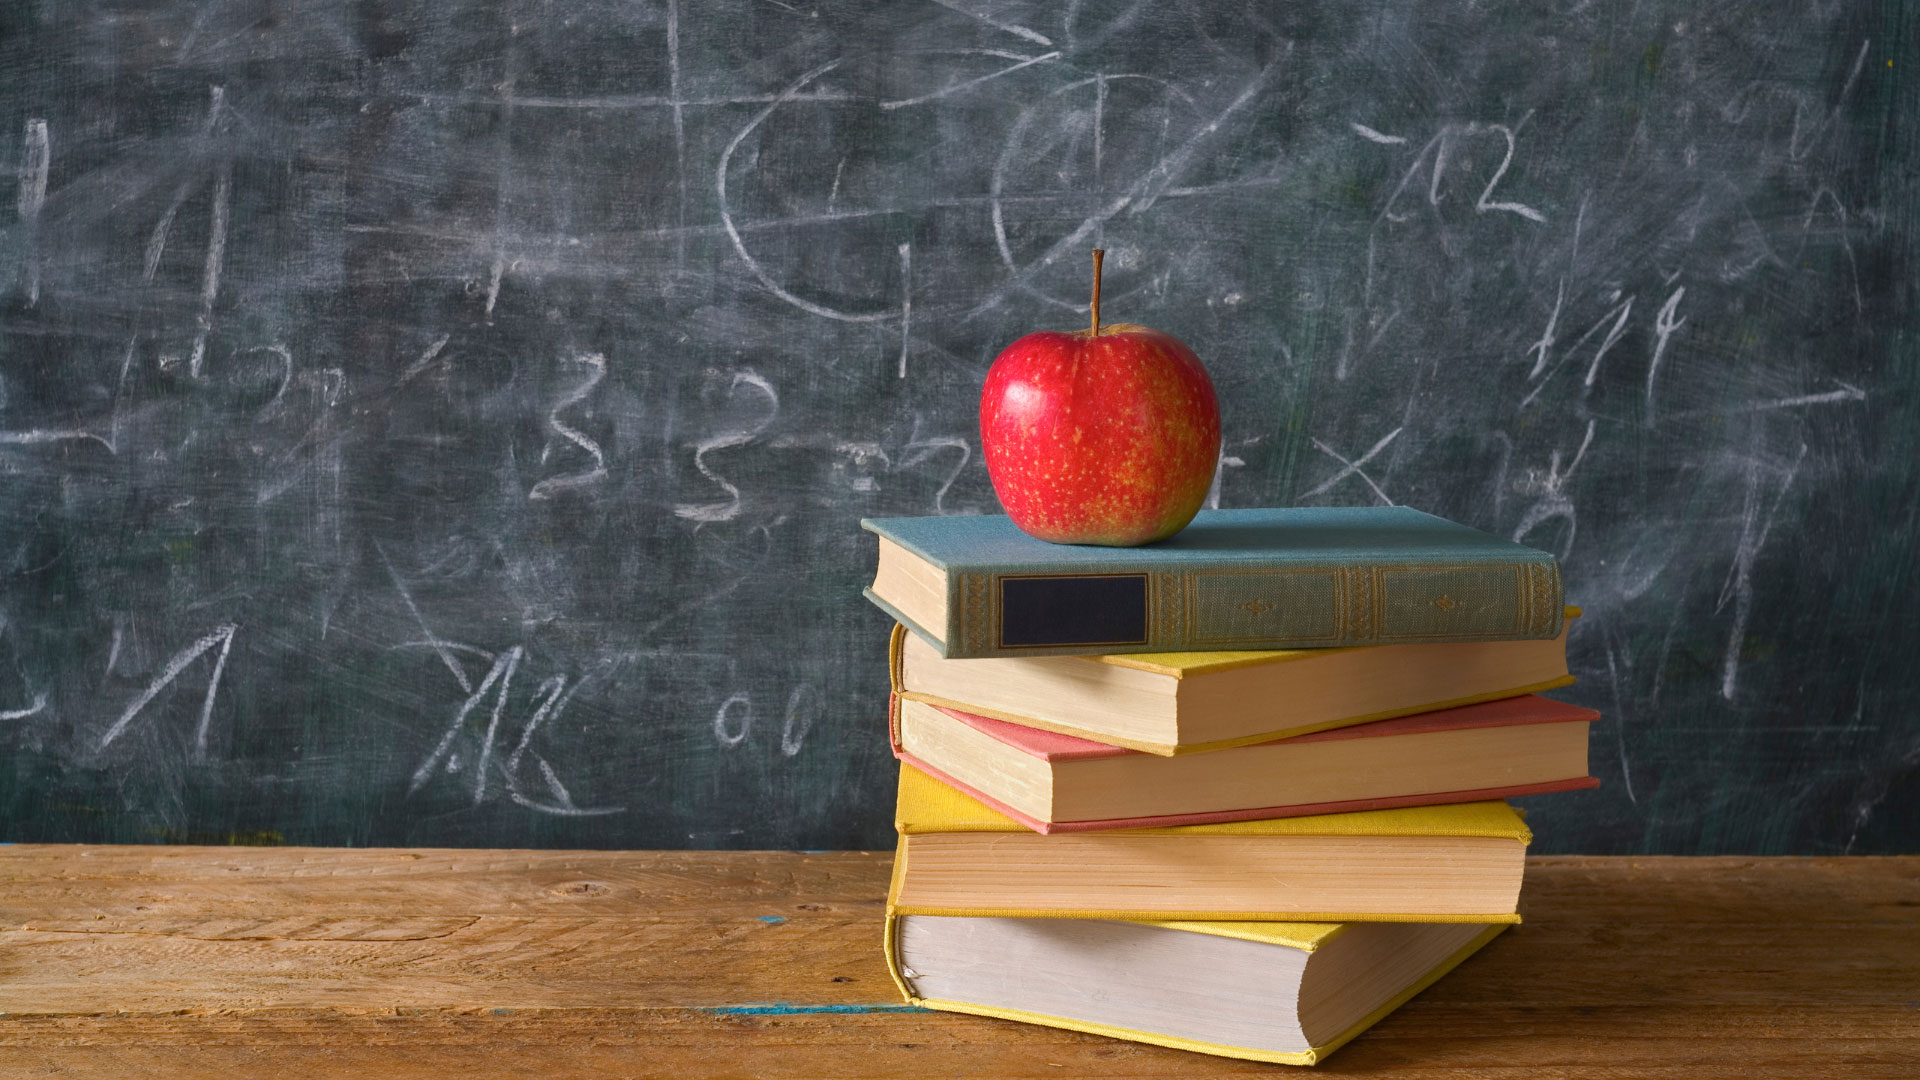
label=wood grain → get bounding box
[1,850,1914,1078]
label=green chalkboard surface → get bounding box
[0,2,1913,853]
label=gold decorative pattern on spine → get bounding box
[1153,573,1184,647]
[1525,562,1560,636]
[962,574,990,655]
[1342,566,1376,641]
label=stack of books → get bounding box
[861,507,1594,1065]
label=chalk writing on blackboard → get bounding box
[0,2,1904,855]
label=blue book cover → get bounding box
[862,507,1563,658]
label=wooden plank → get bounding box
[0,849,1914,1078]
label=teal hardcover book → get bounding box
[862,507,1563,659]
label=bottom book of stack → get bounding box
[885,914,1504,1065]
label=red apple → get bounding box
[979,251,1221,547]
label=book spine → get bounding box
[941,557,1564,658]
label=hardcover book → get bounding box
[891,693,1598,833]
[888,764,1532,923]
[885,913,1506,1066]
[863,507,1564,659]
[889,611,1576,755]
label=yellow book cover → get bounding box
[890,764,1531,922]
[881,910,1509,1065]
[889,608,1582,755]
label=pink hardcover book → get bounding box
[890,693,1599,834]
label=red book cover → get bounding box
[890,693,1599,834]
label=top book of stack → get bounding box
[863,507,1563,659]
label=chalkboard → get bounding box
[0,2,1913,854]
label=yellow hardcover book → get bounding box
[882,910,1508,1065]
[890,608,1581,755]
[890,764,1531,922]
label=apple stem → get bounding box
[1090,248,1104,337]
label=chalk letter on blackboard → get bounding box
[98,625,238,761]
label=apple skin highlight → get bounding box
[979,323,1222,547]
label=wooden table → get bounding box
[1,849,1914,1078]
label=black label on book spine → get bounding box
[997,574,1149,649]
